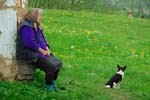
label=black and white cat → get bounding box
[104,65,127,88]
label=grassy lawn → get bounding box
[0,9,150,100]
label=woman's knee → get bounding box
[44,66,55,73]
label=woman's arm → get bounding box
[20,26,40,52]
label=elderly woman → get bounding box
[16,8,62,91]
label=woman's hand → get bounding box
[46,46,50,57]
[38,47,49,56]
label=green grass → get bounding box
[0,9,150,100]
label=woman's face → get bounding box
[37,11,42,23]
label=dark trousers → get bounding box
[35,55,62,85]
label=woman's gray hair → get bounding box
[24,8,42,23]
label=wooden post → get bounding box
[0,0,28,81]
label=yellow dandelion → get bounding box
[141,51,144,59]
[131,48,135,54]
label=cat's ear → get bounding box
[123,66,127,70]
[117,64,120,69]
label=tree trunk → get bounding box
[0,0,27,81]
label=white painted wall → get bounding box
[0,8,17,59]
[0,0,28,81]
[4,0,16,7]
